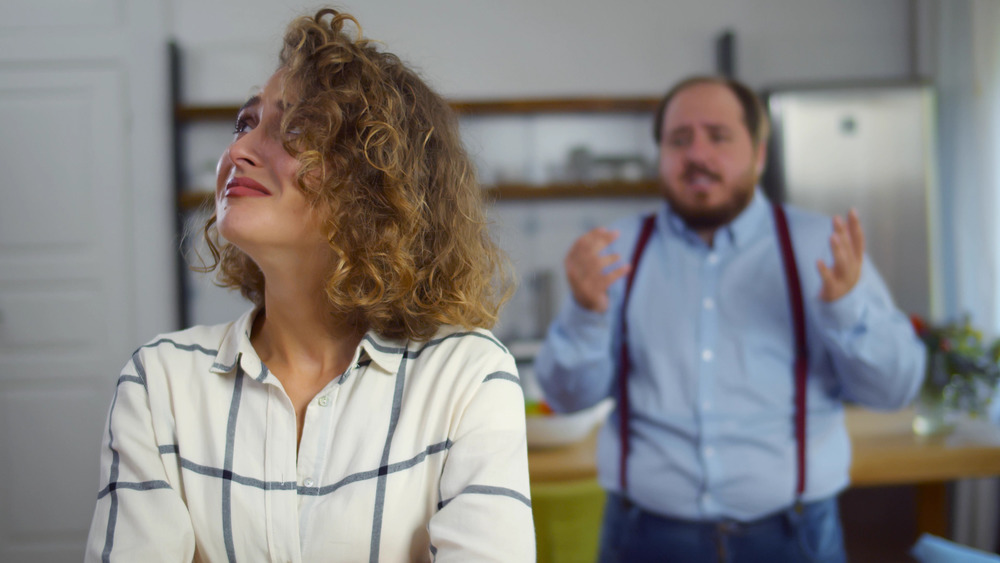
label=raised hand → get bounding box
[565,228,631,313]
[817,208,865,302]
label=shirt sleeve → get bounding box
[427,347,535,562]
[533,218,640,414]
[532,296,618,413]
[814,254,927,409]
[85,352,195,563]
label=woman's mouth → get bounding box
[225,177,271,197]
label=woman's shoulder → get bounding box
[130,309,255,373]
[138,321,234,355]
[402,326,515,381]
[144,321,231,347]
[416,325,511,358]
[404,326,521,401]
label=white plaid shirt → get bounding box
[86,308,535,562]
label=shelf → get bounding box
[175,105,241,122]
[449,97,660,115]
[177,180,659,210]
[179,191,213,210]
[487,180,659,200]
[174,96,662,123]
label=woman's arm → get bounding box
[427,347,535,562]
[85,353,195,562]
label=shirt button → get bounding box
[707,253,719,265]
[704,446,715,458]
[701,349,713,362]
[303,478,315,487]
[702,401,711,411]
[317,395,329,407]
[703,297,715,310]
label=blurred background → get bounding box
[2,0,999,560]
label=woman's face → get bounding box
[215,70,328,264]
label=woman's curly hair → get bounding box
[201,8,513,340]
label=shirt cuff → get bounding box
[558,298,612,336]
[818,281,867,333]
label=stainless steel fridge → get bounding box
[762,82,939,319]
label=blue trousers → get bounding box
[598,493,847,563]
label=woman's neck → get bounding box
[250,269,364,452]
[251,264,363,387]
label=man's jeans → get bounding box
[597,493,847,563]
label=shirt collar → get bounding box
[660,187,771,249]
[357,332,406,376]
[211,308,268,381]
[211,307,403,380]
[727,189,771,247]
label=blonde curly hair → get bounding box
[200,8,512,340]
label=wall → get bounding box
[0,1,173,560]
[171,0,914,104]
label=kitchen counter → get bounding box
[527,406,1000,536]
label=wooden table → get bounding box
[847,406,1000,536]
[527,406,1000,536]
[846,406,1000,484]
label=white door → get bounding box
[0,2,172,561]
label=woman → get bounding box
[86,9,534,562]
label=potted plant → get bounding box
[910,315,1000,436]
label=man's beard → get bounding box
[661,163,757,232]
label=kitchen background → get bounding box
[1,0,999,560]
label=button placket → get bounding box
[697,245,723,514]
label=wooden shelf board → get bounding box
[175,105,239,122]
[488,180,659,200]
[178,191,213,210]
[174,96,662,122]
[451,97,660,115]
[178,180,659,210]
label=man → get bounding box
[533,76,925,562]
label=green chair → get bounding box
[531,479,606,563]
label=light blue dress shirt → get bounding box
[534,189,926,522]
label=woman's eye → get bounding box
[233,116,254,135]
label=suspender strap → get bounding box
[771,203,809,499]
[616,205,808,502]
[617,214,657,492]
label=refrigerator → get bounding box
[762,82,939,319]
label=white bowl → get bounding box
[526,399,613,448]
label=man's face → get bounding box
[658,82,766,232]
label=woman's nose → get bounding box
[227,128,263,167]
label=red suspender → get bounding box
[771,203,809,500]
[617,214,657,492]
[617,204,808,503]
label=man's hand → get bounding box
[565,228,631,313]
[817,208,865,302]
